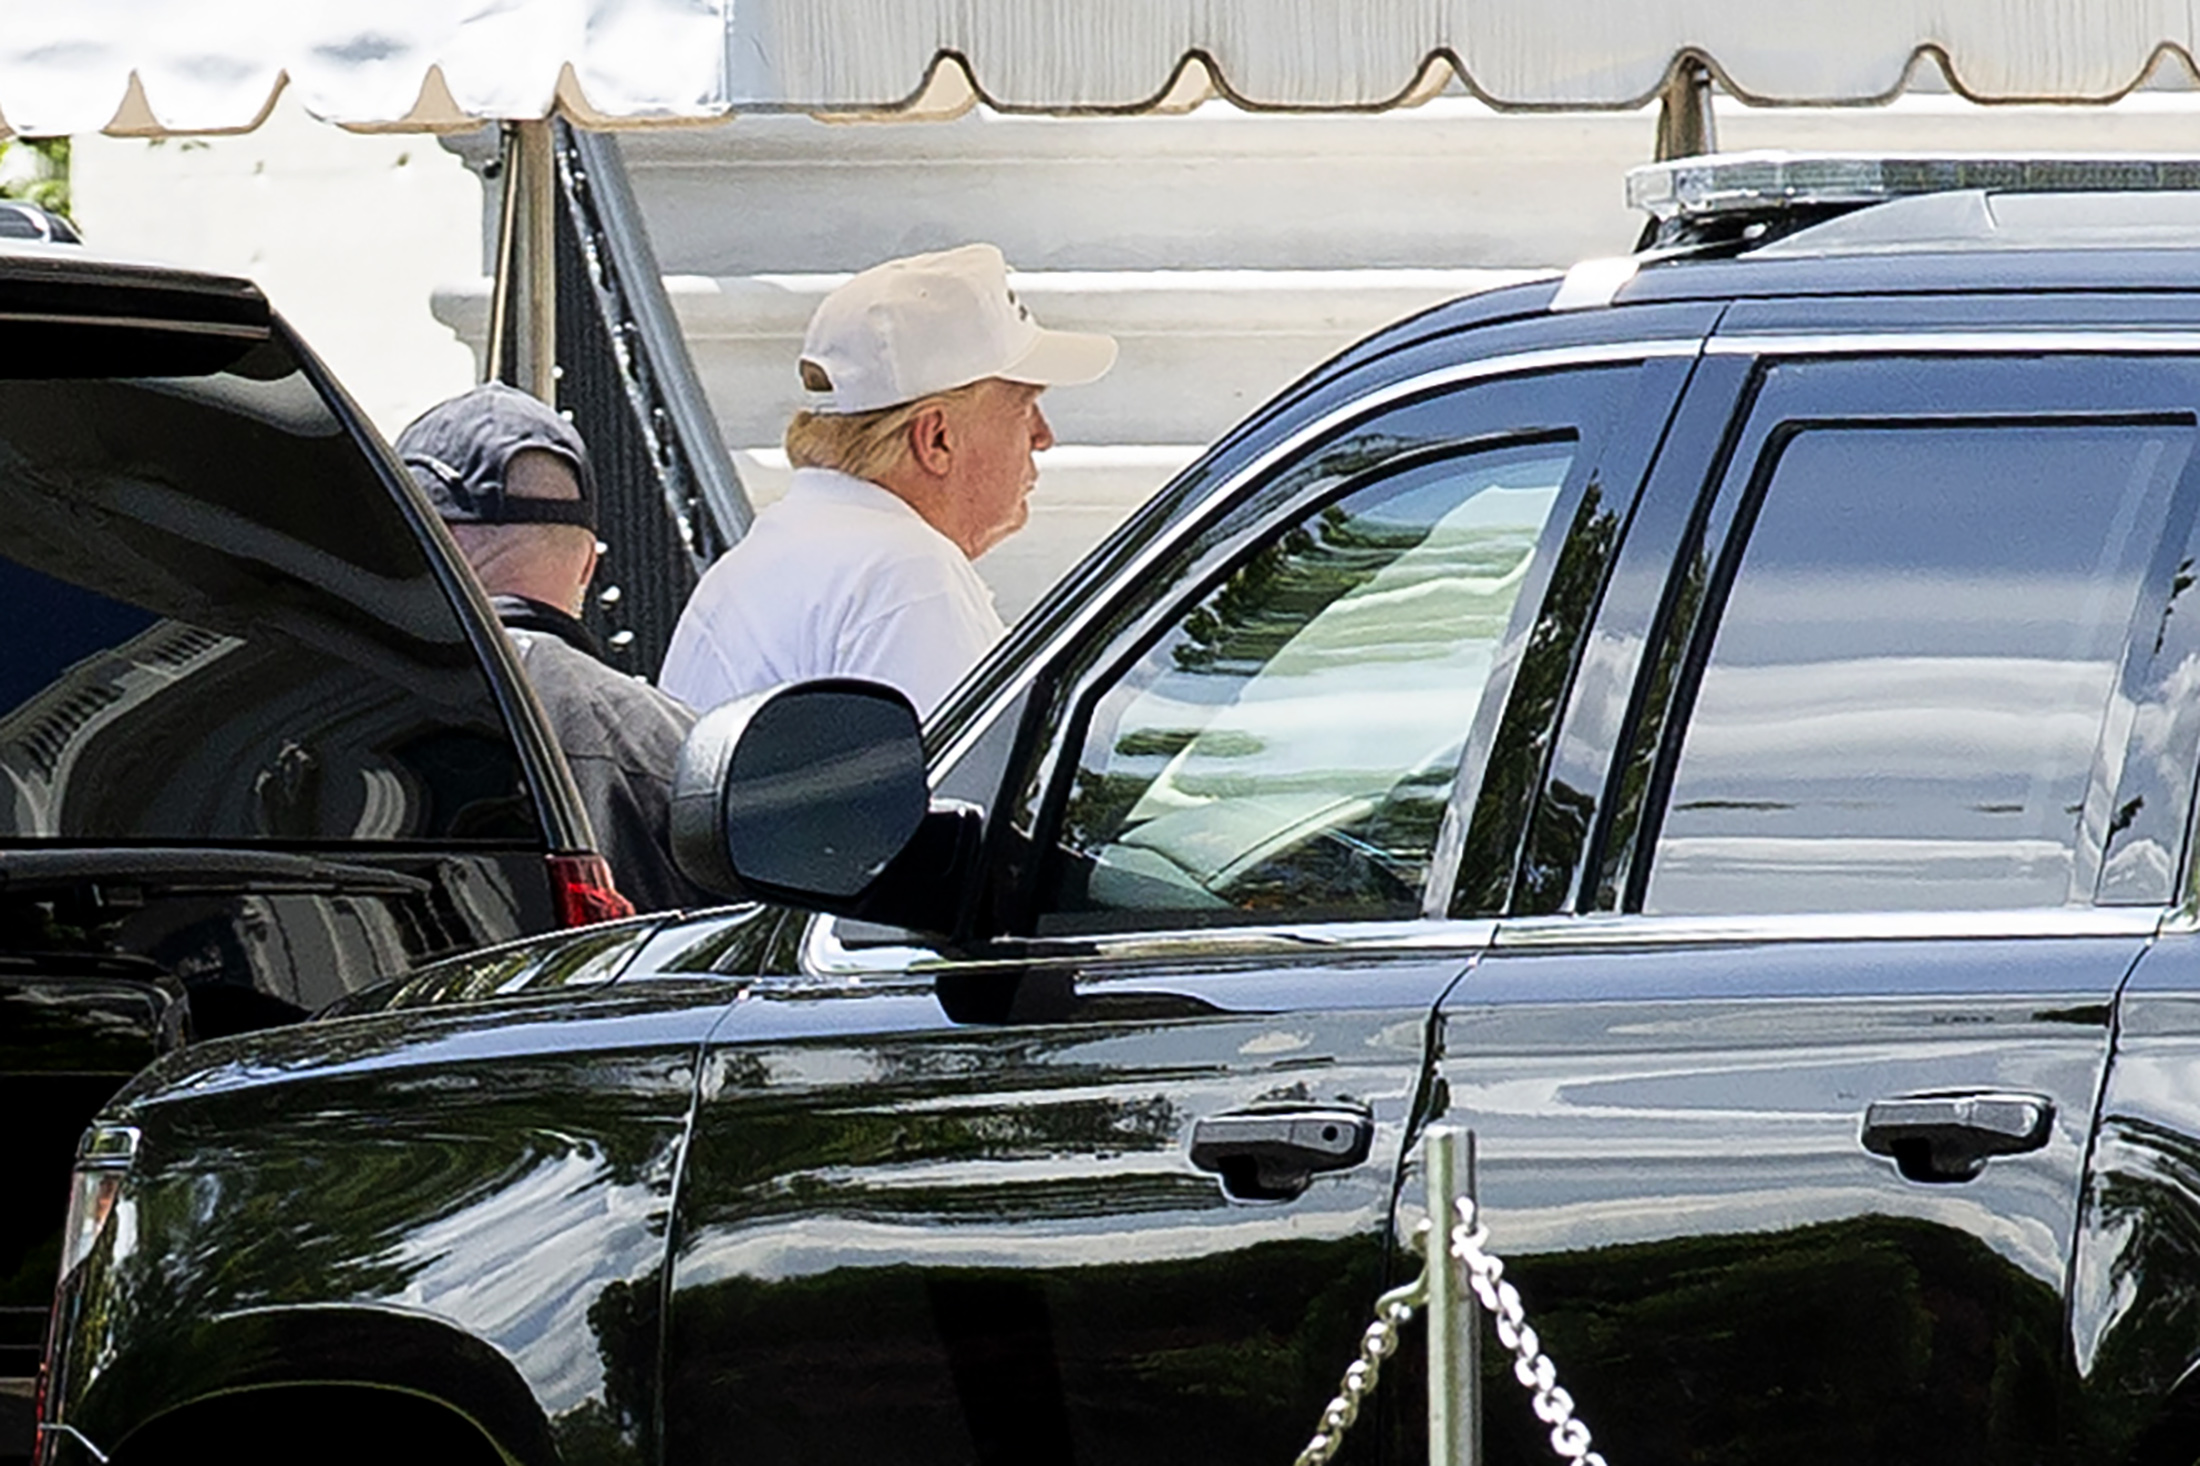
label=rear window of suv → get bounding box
[0,324,534,843]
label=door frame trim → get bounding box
[1493,906,2167,950]
[805,913,1500,976]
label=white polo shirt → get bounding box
[659,467,1006,718]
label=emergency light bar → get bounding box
[1623,151,2200,251]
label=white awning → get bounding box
[4,0,2196,137]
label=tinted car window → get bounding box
[0,335,532,843]
[1041,441,1572,929]
[1648,417,2190,914]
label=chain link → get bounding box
[1293,1263,1428,1466]
[1450,1196,1606,1466]
[1291,1200,1608,1466]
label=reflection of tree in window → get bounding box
[1044,442,1573,930]
[1470,478,1618,915]
[1174,521,1324,674]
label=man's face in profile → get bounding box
[941,379,1054,558]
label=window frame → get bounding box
[1612,349,2200,918]
[0,328,561,851]
[981,357,1692,946]
[1030,434,1579,934]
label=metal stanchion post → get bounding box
[486,118,557,403]
[1425,1125,1479,1466]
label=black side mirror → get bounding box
[670,679,980,933]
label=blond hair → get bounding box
[783,380,990,483]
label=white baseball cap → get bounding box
[798,243,1117,415]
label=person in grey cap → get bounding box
[397,382,709,913]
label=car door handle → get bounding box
[1860,1090,2054,1184]
[1190,1106,1374,1201]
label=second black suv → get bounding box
[43,158,2200,1466]
[0,243,627,1459]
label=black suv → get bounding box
[42,159,2200,1466]
[0,244,627,1460]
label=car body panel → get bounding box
[2074,928,2200,1463]
[48,981,738,1466]
[664,944,1472,1465]
[1427,927,2142,1464]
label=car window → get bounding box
[1646,416,2191,915]
[1038,440,1573,931]
[0,333,535,844]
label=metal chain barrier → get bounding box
[1451,1193,1606,1466]
[1292,1128,1606,1466]
[1293,1269,1427,1466]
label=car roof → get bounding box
[1626,184,2200,306]
[0,237,268,331]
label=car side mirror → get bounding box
[669,679,981,934]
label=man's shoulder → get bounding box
[770,476,941,548]
[511,632,694,743]
[707,493,969,607]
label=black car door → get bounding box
[1418,325,2200,1465]
[659,321,1704,1465]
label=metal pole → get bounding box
[488,118,558,403]
[1654,56,1719,161]
[1425,1125,1478,1466]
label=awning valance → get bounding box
[5,0,2199,138]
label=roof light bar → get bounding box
[1628,151,2200,222]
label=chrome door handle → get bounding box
[1861,1090,2054,1184]
[1190,1106,1373,1201]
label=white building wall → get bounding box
[68,92,485,439]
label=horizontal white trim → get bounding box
[1549,256,1641,312]
[807,914,1497,974]
[805,905,2171,974]
[1493,907,2165,949]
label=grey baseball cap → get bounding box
[395,383,597,531]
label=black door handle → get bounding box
[1190,1106,1373,1200]
[1861,1090,2054,1184]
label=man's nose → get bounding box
[1031,406,1056,453]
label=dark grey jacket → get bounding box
[493,596,712,913]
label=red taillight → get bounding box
[547,853,635,927]
[30,1354,48,1449]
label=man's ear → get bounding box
[906,403,955,477]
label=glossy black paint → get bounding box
[53,975,727,1466]
[664,947,1463,1466]
[1427,936,2138,1464]
[1517,352,1753,913]
[2072,933,2200,1464]
[0,957,185,1446]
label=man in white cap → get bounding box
[658,243,1116,718]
